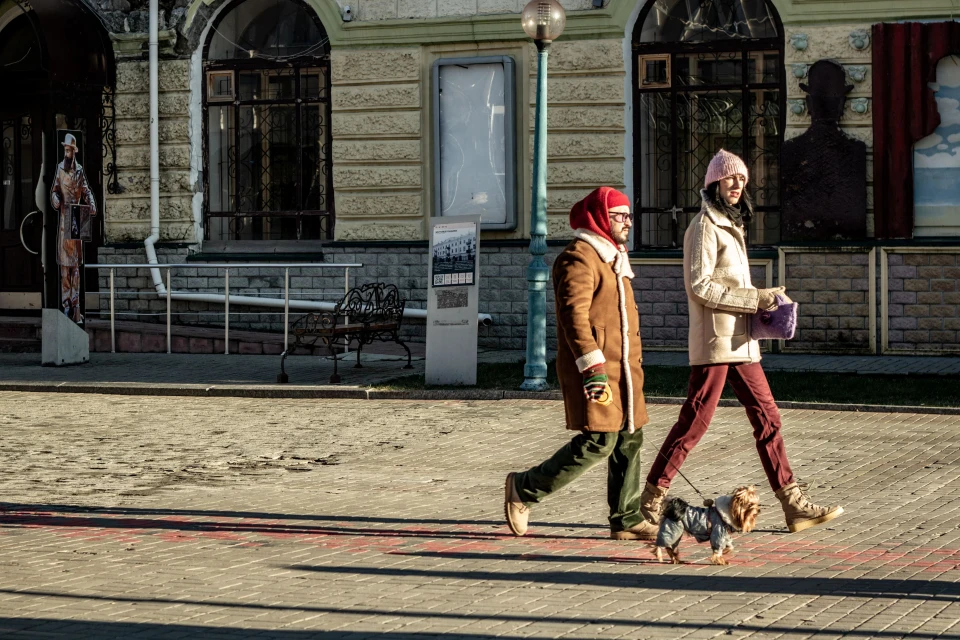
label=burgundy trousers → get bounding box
[646,362,795,492]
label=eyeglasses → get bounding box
[610,212,633,223]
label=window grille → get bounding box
[203,0,332,242]
[633,0,784,249]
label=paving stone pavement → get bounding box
[1,392,959,638]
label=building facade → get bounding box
[1,0,959,354]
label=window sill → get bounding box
[189,240,329,262]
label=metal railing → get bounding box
[86,263,362,355]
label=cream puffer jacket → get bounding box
[683,193,762,366]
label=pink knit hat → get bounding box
[704,149,749,188]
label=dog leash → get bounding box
[652,447,714,507]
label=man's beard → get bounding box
[611,229,630,246]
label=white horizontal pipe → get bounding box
[87,263,364,269]
[170,292,492,326]
[89,264,494,326]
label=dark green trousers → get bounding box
[513,427,644,532]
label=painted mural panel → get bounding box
[914,55,960,237]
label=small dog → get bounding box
[651,485,760,565]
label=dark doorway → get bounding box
[0,13,44,312]
[0,1,113,316]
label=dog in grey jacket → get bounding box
[652,486,760,565]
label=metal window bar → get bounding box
[202,57,333,242]
[224,268,229,354]
[632,38,784,250]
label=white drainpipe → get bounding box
[166,293,459,324]
[145,0,164,295]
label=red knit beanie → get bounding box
[569,187,631,248]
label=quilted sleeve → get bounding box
[686,218,760,314]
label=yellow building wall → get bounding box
[331,37,627,242]
[107,59,195,243]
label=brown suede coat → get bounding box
[554,232,648,433]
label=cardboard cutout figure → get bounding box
[51,131,97,323]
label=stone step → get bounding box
[0,337,42,353]
[0,325,40,340]
[0,317,42,352]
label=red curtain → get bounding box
[872,22,960,239]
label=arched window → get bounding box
[632,0,783,248]
[203,0,331,242]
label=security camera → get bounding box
[342,4,352,21]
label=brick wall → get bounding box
[96,245,960,356]
[96,246,790,354]
[95,244,562,350]
[886,252,960,353]
[632,262,768,350]
[781,250,872,353]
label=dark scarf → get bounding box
[704,183,754,228]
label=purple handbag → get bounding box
[751,294,797,340]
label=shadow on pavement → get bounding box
[0,614,952,639]
[0,504,601,541]
[290,564,960,602]
[0,502,606,529]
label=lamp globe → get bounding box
[521,0,566,42]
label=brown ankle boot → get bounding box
[639,482,669,525]
[504,473,529,536]
[776,482,843,533]
[611,520,658,541]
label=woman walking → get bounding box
[639,150,843,533]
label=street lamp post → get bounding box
[520,0,565,392]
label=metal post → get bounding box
[343,267,350,355]
[224,269,230,355]
[284,268,290,351]
[521,39,552,392]
[166,269,171,354]
[109,269,116,353]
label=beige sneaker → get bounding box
[504,473,529,536]
[640,482,670,525]
[611,519,659,541]
[776,482,843,533]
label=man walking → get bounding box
[504,187,656,541]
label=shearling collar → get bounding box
[574,229,635,279]
[713,495,741,532]
[700,189,735,229]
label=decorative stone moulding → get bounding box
[849,29,870,51]
[850,98,870,115]
[790,33,809,51]
[791,63,809,79]
[789,99,807,116]
[846,65,867,83]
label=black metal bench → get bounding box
[277,282,413,384]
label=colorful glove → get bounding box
[582,364,609,403]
